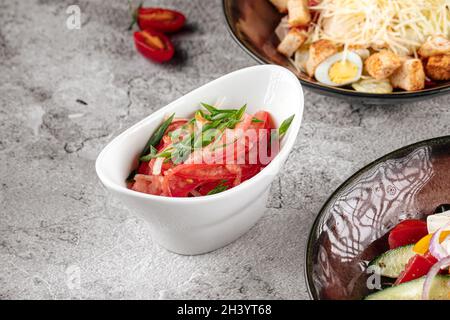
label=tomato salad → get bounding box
[127,103,294,198]
[366,209,450,300]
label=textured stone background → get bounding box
[0,0,449,299]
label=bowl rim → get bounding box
[304,135,450,300]
[221,0,450,100]
[96,65,304,204]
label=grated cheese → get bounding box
[308,0,450,55]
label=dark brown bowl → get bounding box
[305,136,450,300]
[222,0,450,104]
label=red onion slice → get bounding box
[421,256,450,300]
[429,221,450,261]
[189,190,202,197]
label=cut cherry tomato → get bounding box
[395,252,438,285]
[137,8,186,33]
[388,219,428,249]
[197,180,234,196]
[137,161,150,175]
[249,111,274,130]
[166,175,203,197]
[166,119,188,134]
[170,164,237,181]
[134,30,174,63]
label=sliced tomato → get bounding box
[392,219,428,230]
[249,111,277,165]
[388,219,428,249]
[249,111,274,130]
[137,161,150,175]
[169,164,237,181]
[138,8,186,33]
[395,253,438,285]
[134,30,174,63]
[148,158,174,175]
[197,180,234,196]
[240,164,263,182]
[166,119,188,134]
[132,174,165,195]
[165,175,203,197]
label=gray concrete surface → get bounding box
[0,0,449,300]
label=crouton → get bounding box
[269,0,288,13]
[277,28,308,57]
[425,54,450,81]
[365,50,402,80]
[390,59,425,91]
[306,40,338,76]
[418,35,450,58]
[288,0,311,27]
[294,46,309,73]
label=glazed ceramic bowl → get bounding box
[306,136,450,299]
[222,0,450,104]
[96,65,303,255]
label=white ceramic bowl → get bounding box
[95,65,304,255]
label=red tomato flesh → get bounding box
[395,253,438,285]
[138,8,186,33]
[134,30,174,63]
[388,219,428,249]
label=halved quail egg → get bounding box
[314,51,363,86]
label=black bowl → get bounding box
[305,136,450,300]
[222,0,450,104]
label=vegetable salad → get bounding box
[366,209,450,300]
[127,103,294,197]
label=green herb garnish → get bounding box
[139,145,158,162]
[279,115,295,138]
[234,104,247,121]
[207,180,228,195]
[201,103,218,114]
[252,118,264,123]
[141,113,175,157]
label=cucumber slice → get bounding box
[369,244,415,278]
[365,275,450,300]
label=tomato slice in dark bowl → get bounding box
[133,30,174,63]
[388,219,428,249]
[137,8,186,33]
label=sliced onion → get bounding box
[190,190,202,197]
[152,157,165,176]
[421,256,450,300]
[429,221,450,260]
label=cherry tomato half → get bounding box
[388,219,428,249]
[138,8,186,33]
[394,252,437,285]
[133,30,174,63]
